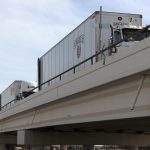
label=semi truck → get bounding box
[0,11,149,109]
[38,11,149,90]
[1,80,36,107]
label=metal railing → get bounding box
[1,25,150,111]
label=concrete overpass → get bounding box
[1,37,150,149]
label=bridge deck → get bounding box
[0,37,150,133]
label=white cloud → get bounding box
[0,0,84,93]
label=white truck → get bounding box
[37,11,149,89]
[1,80,36,107]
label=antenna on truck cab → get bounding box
[99,5,106,64]
[99,6,102,52]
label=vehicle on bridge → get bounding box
[37,11,149,90]
[1,11,150,110]
[0,80,36,108]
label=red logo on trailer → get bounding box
[118,16,122,21]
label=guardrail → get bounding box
[1,25,150,111]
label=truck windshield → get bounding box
[122,28,150,42]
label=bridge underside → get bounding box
[16,116,150,145]
[1,116,150,146]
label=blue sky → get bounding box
[0,0,150,93]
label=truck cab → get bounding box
[95,12,146,57]
[109,25,150,54]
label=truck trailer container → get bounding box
[1,80,35,107]
[38,11,144,89]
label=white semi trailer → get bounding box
[37,11,147,89]
[1,80,36,107]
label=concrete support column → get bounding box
[0,144,6,150]
[60,145,67,150]
[83,145,94,150]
